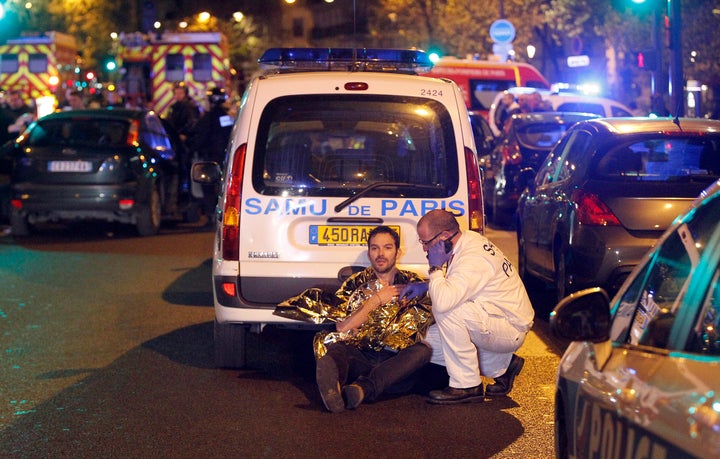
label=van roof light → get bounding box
[258,48,434,74]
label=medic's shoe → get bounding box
[428,384,484,404]
[485,354,525,397]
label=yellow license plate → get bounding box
[310,225,401,246]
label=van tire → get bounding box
[214,320,247,369]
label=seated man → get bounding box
[276,226,435,413]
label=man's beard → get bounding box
[372,258,394,275]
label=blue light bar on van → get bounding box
[258,48,434,74]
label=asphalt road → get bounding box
[0,221,565,458]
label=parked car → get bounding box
[517,117,720,305]
[550,178,720,459]
[192,47,485,368]
[484,111,599,227]
[2,108,181,236]
[488,87,634,136]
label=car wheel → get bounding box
[136,186,161,236]
[10,210,30,237]
[214,319,247,369]
[555,397,569,459]
[554,241,571,303]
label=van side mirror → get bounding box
[550,287,611,342]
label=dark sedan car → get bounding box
[484,111,599,227]
[2,108,180,236]
[517,117,720,305]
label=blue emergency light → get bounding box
[258,48,434,74]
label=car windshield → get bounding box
[27,118,130,148]
[593,137,720,182]
[516,122,570,149]
[252,94,459,197]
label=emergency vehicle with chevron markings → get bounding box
[116,31,231,116]
[0,31,78,109]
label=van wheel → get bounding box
[10,211,30,237]
[214,320,247,369]
[136,186,161,236]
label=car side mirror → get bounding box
[191,161,222,184]
[550,287,611,343]
[517,167,536,191]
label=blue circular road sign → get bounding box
[489,19,516,44]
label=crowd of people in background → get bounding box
[493,89,553,133]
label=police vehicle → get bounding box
[193,48,484,367]
[550,179,720,458]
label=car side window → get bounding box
[538,130,591,186]
[610,195,720,349]
[611,228,692,348]
[687,267,720,355]
[611,106,632,117]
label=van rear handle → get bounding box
[326,217,384,224]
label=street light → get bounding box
[527,45,536,59]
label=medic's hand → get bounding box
[399,282,429,302]
[427,239,452,267]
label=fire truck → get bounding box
[0,31,78,116]
[117,31,231,116]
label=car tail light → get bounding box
[126,120,140,145]
[572,189,621,226]
[464,147,484,232]
[10,199,22,210]
[501,143,522,166]
[119,199,134,210]
[222,143,247,261]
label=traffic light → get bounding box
[635,49,658,71]
[103,55,117,72]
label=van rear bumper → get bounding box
[213,275,340,309]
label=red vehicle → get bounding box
[427,58,550,119]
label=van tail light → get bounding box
[572,189,621,226]
[464,147,484,233]
[222,143,247,261]
[501,143,522,166]
[126,120,140,145]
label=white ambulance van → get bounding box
[194,48,485,367]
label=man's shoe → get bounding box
[428,385,484,404]
[342,384,365,410]
[485,354,525,397]
[316,356,344,413]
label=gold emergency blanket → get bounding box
[275,268,433,359]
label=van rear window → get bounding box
[252,95,459,198]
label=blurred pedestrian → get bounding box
[1,89,34,144]
[190,87,233,224]
[165,82,200,196]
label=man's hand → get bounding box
[427,239,452,267]
[374,284,400,305]
[399,282,428,302]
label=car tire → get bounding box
[10,211,30,237]
[214,319,247,369]
[554,396,569,459]
[554,240,571,303]
[136,186,162,236]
